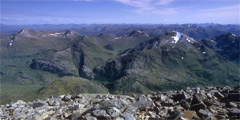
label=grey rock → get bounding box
[159,94,168,102]
[107,107,121,117]
[98,99,128,110]
[228,102,237,108]
[92,109,108,117]
[130,101,155,111]
[227,108,240,119]
[123,105,137,114]
[138,95,147,102]
[32,99,48,108]
[180,99,190,110]
[11,100,26,108]
[121,113,136,120]
[30,59,63,74]
[214,92,224,99]
[172,92,190,101]
[190,102,206,111]
[114,117,124,120]
[85,116,97,120]
[197,109,212,118]
[191,93,207,105]
[63,94,72,101]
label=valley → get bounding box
[0,24,239,104]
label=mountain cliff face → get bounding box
[93,32,240,93]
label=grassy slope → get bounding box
[0,84,43,104]
[96,38,240,94]
[0,33,116,104]
[38,76,108,98]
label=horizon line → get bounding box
[2,23,240,26]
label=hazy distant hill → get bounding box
[1,24,239,39]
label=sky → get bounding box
[1,0,240,25]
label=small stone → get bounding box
[227,108,240,119]
[32,99,48,108]
[114,117,124,120]
[138,95,147,102]
[85,116,97,120]
[148,111,157,118]
[121,113,136,120]
[197,109,212,118]
[107,107,121,117]
[98,99,128,110]
[180,99,190,110]
[191,93,206,105]
[158,108,168,117]
[11,100,26,108]
[214,92,224,99]
[161,99,174,106]
[172,92,190,101]
[228,102,237,108]
[124,105,137,114]
[206,92,213,99]
[179,111,198,120]
[130,101,155,111]
[190,102,206,111]
[62,94,72,101]
[159,94,168,102]
[93,109,108,117]
[41,113,49,119]
[64,112,69,118]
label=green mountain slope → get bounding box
[93,32,240,93]
[201,33,239,65]
[0,29,151,103]
[38,76,108,98]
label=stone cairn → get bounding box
[1,86,239,120]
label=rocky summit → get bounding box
[1,86,240,120]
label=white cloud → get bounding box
[115,0,176,15]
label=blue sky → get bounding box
[1,0,239,24]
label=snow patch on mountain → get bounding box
[231,33,236,37]
[49,33,62,36]
[136,30,143,34]
[114,37,121,39]
[172,32,182,43]
[20,29,25,34]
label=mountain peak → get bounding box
[16,29,45,38]
[63,30,78,36]
[17,29,33,35]
[128,30,149,37]
[170,31,182,43]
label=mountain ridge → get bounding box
[0,29,239,104]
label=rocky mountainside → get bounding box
[0,29,151,104]
[1,86,240,120]
[93,31,240,93]
[201,33,240,65]
[0,29,239,104]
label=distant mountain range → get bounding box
[1,24,240,39]
[0,27,239,104]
